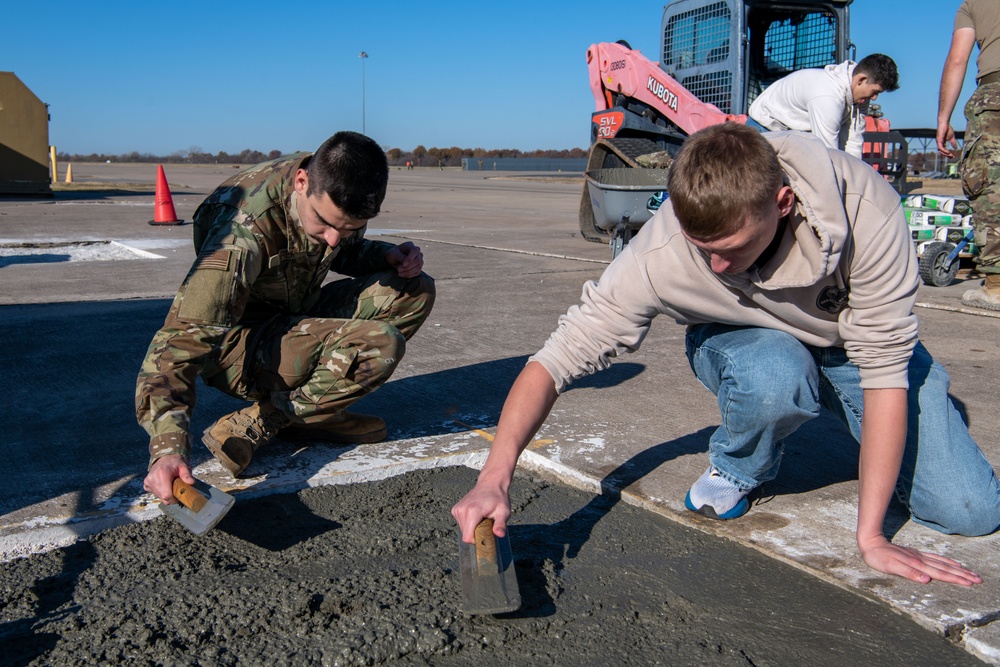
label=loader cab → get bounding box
[660,0,853,115]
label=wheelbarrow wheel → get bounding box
[919,241,959,287]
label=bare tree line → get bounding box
[57,145,588,167]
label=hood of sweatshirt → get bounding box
[744,131,851,290]
[828,60,864,127]
[824,60,856,91]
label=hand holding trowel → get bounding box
[160,478,235,536]
[459,518,521,615]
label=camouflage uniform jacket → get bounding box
[136,154,395,464]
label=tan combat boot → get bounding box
[279,411,388,445]
[961,274,1000,311]
[202,403,290,477]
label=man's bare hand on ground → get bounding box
[860,534,982,586]
[143,454,195,504]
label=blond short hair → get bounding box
[667,123,782,240]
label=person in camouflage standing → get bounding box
[137,131,435,504]
[938,0,1000,310]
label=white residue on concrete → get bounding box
[965,624,1000,666]
[0,240,164,261]
[52,201,153,207]
[937,608,983,625]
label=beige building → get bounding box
[0,72,51,196]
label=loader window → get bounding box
[663,1,734,112]
[747,10,840,107]
[663,2,732,70]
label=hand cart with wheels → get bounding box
[917,227,977,287]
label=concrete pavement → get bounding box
[2,163,1000,663]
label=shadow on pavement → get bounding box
[368,356,647,437]
[0,300,174,518]
[0,540,93,666]
[0,254,71,268]
[220,493,342,552]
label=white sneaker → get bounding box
[684,466,752,520]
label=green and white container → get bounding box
[905,208,965,226]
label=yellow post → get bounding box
[65,163,73,183]
[49,146,58,183]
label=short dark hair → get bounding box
[667,122,783,240]
[855,54,899,92]
[306,131,388,220]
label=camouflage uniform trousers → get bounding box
[961,81,1000,274]
[202,270,435,424]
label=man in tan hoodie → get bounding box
[453,123,999,587]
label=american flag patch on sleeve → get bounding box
[195,249,232,271]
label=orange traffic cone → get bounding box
[148,165,184,226]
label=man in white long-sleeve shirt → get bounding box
[748,54,899,158]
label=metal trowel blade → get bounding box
[160,479,234,536]
[459,519,521,615]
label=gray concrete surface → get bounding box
[2,163,999,663]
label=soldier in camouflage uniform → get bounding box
[938,0,1000,310]
[137,132,435,504]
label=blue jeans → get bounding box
[685,324,1000,536]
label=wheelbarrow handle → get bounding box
[945,229,976,266]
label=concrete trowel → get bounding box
[160,478,234,535]
[459,518,521,615]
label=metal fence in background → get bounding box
[461,158,588,172]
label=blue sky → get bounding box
[2,1,976,155]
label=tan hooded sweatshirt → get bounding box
[531,132,918,393]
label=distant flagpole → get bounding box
[359,51,369,134]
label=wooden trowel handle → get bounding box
[172,479,207,512]
[474,518,497,563]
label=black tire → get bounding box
[579,186,611,243]
[919,242,959,287]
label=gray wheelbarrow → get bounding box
[585,168,669,259]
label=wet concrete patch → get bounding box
[0,467,979,666]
